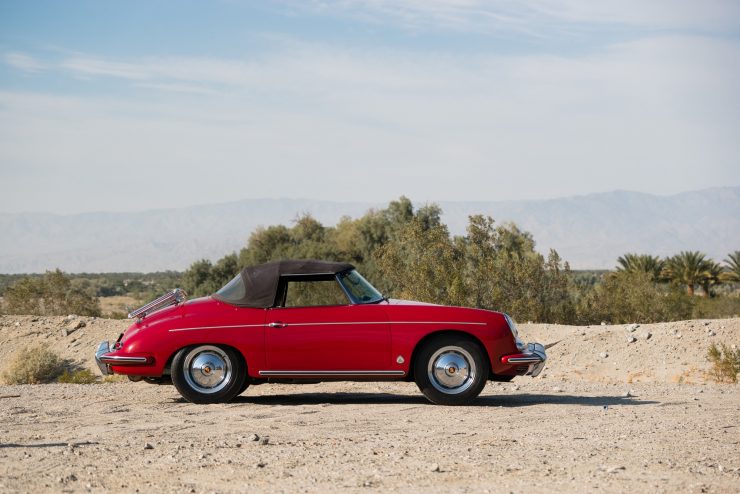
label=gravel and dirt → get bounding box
[0,315,738,493]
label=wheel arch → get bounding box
[407,330,491,381]
[164,342,248,376]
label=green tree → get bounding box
[722,251,740,282]
[616,253,665,281]
[458,216,574,322]
[376,216,465,306]
[181,254,240,297]
[663,251,712,296]
[376,213,575,323]
[700,261,723,297]
[181,259,216,297]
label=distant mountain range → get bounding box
[1,187,738,273]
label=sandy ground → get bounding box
[0,315,738,493]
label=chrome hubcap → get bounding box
[183,346,232,394]
[427,346,476,395]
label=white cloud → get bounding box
[289,0,740,34]
[1,33,738,213]
[3,52,44,72]
[60,57,150,80]
[132,82,219,96]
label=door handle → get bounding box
[268,321,287,328]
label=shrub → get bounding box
[3,269,100,316]
[106,310,129,320]
[707,343,740,383]
[693,296,740,319]
[57,368,98,384]
[1,346,66,384]
[578,271,693,324]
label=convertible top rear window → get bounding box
[215,274,246,304]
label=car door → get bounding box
[264,276,392,373]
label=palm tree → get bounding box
[722,251,740,282]
[616,253,665,282]
[663,251,711,296]
[700,261,723,297]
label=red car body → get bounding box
[96,260,546,405]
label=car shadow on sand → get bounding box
[227,392,659,407]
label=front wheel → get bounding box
[171,345,246,404]
[414,335,487,405]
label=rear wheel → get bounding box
[171,345,246,404]
[414,335,487,405]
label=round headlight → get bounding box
[504,313,526,351]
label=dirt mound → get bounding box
[521,318,739,384]
[0,315,129,375]
[0,315,737,384]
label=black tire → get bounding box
[414,335,488,405]
[237,378,250,396]
[143,376,172,385]
[489,374,515,382]
[171,345,246,404]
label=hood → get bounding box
[386,298,439,306]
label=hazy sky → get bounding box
[1,0,739,214]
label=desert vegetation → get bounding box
[0,270,183,318]
[706,342,740,383]
[1,198,738,324]
[178,198,737,324]
[0,345,108,385]
[1,346,67,385]
[2,269,101,317]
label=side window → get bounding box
[284,279,349,307]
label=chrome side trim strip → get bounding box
[259,370,406,377]
[169,324,265,332]
[169,321,486,332]
[392,321,486,326]
[282,321,486,327]
[98,355,149,365]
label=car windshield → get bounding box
[215,273,246,303]
[337,269,384,304]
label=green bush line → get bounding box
[1,198,738,324]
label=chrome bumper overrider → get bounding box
[95,340,150,376]
[502,342,547,377]
[95,341,112,375]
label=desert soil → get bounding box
[0,315,738,493]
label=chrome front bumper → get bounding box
[502,342,547,377]
[95,341,112,375]
[95,340,150,376]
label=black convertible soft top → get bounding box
[213,259,355,308]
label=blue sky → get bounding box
[1,0,739,213]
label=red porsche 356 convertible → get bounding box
[95,260,546,405]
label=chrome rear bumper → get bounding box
[95,340,150,376]
[95,341,112,375]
